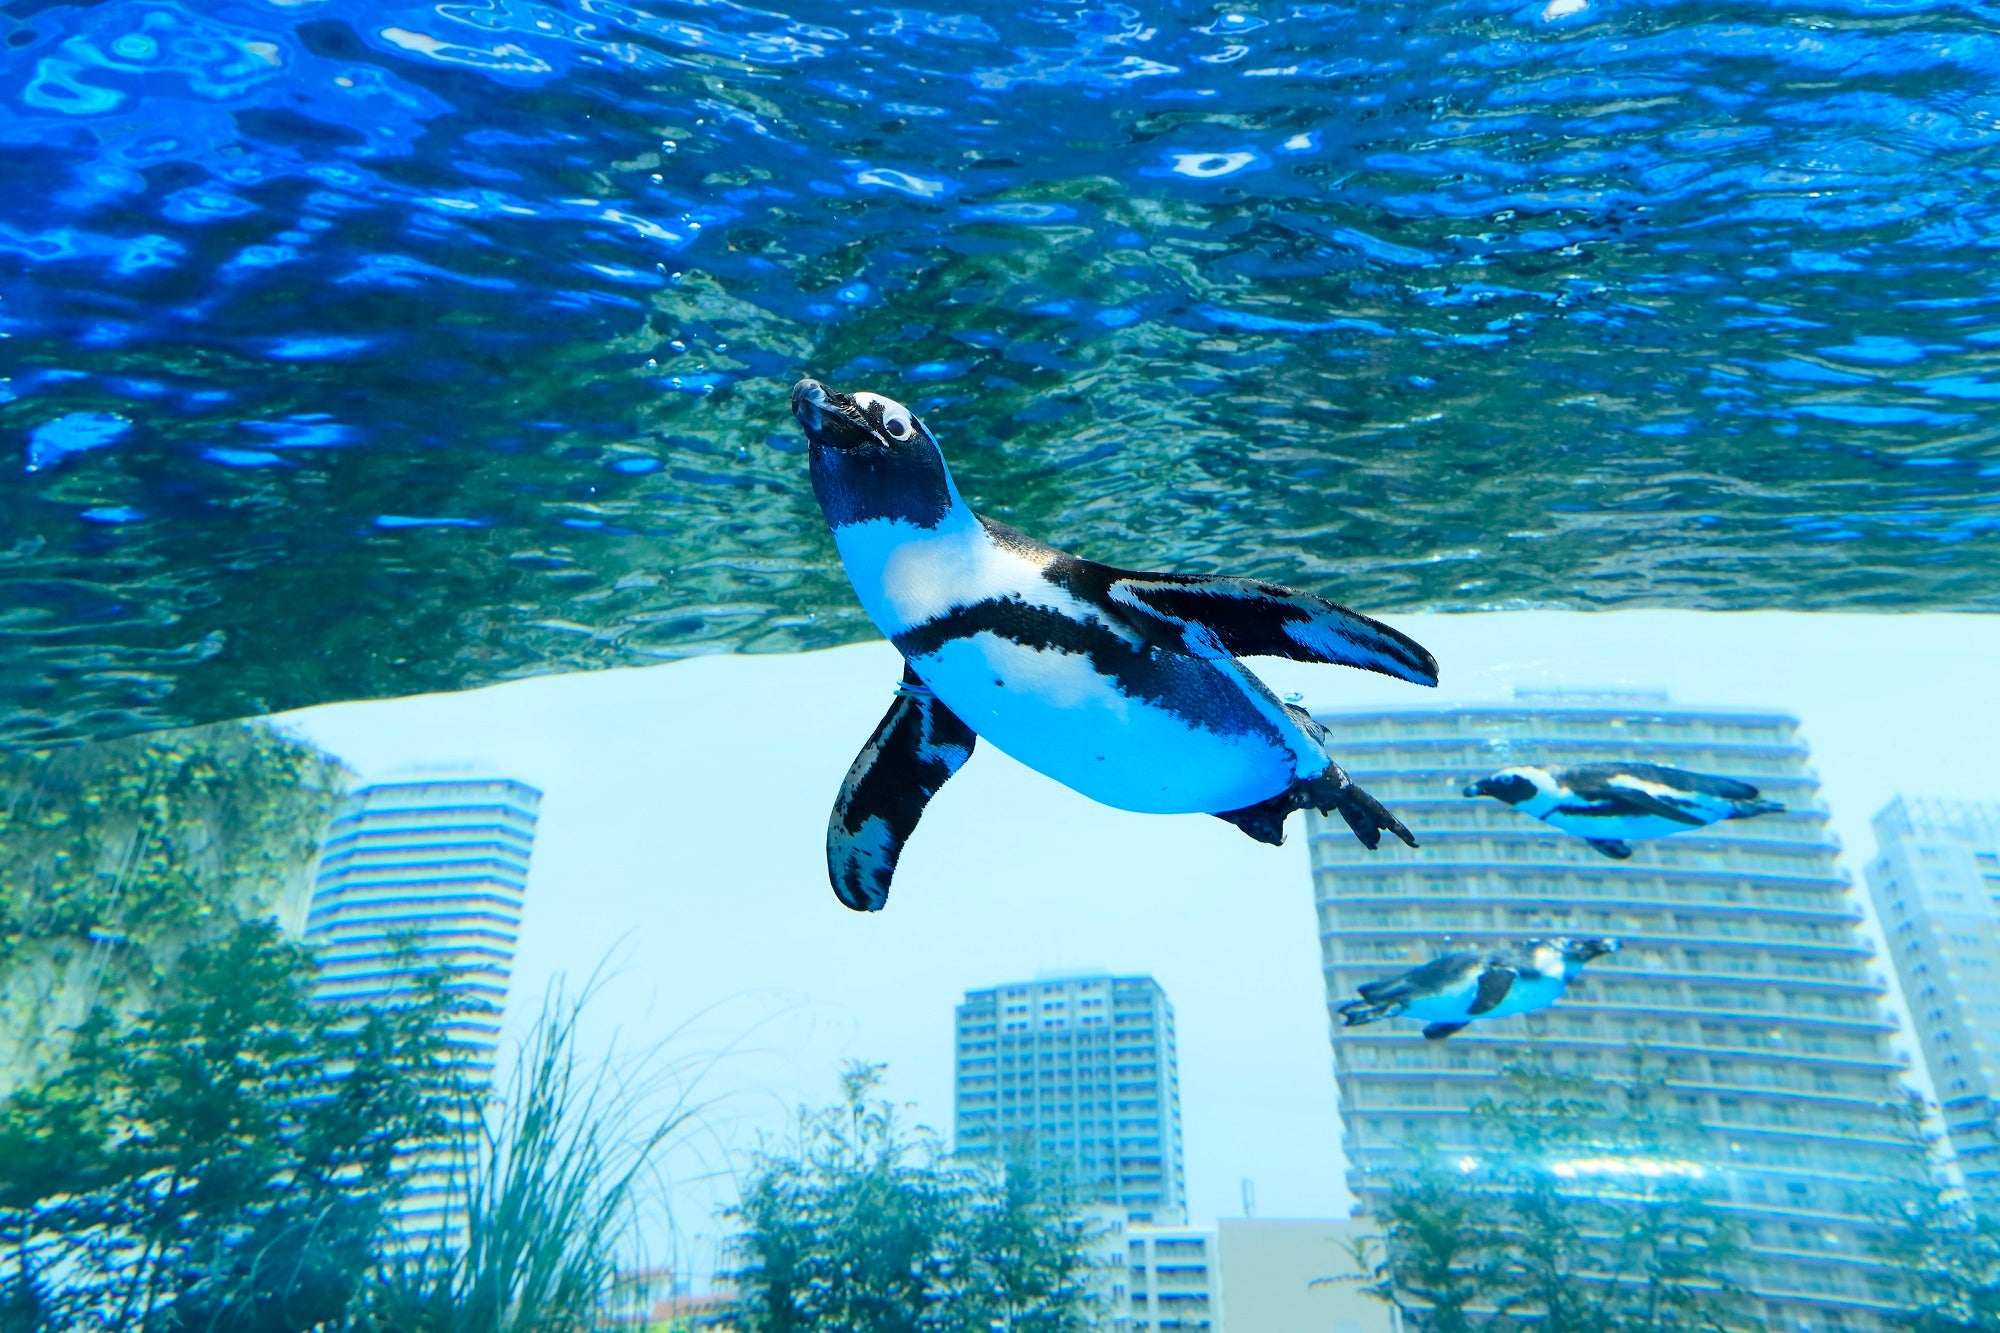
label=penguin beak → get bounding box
[1463,779,1488,799]
[791,378,872,451]
[791,378,831,430]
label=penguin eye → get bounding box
[853,392,917,443]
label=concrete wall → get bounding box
[1216,1219,1393,1333]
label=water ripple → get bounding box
[2,0,1998,743]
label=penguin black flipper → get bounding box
[827,666,977,912]
[1356,952,1480,1004]
[1423,1022,1469,1041]
[1101,571,1439,687]
[1467,967,1516,1016]
[1586,838,1634,860]
[1558,791,1705,827]
[1561,776,1708,826]
[1565,762,1761,801]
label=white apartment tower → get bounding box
[955,972,1186,1223]
[305,775,541,1229]
[1865,796,2000,1206]
[1308,692,1923,1333]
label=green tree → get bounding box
[0,919,467,1333]
[0,721,347,1095]
[1870,1096,2000,1332]
[724,1064,1098,1333]
[954,1156,1098,1332]
[1345,1142,1510,1333]
[1348,1055,1753,1332]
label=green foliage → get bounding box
[1350,1055,1754,1333]
[0,727,692,1333]
[1344,1157,1510,1333]
[355,987,696,1333]
[0,722,346,975]
[725,1063,1099,1333]
[1869,1096,2000,1332]
[0,919,468,1333]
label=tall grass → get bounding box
[354,986,710,1333]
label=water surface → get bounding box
[4,0,1998,743]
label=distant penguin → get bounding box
[792,378,1439,911]
[1463,762,1785,859]
[1339,938,1620,1039]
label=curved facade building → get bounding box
[1307,692,1923,1333]
[306,776,541,1074]
[1865,796,2000,1211]
[305,775,542,1233]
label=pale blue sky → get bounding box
[273,611,2000,1269]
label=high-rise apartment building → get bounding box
[1865,796,2000,1206]
[305,774,542,1229]
[1308,692,1923,1333]
[955,971,1185,1223]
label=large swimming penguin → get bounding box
[1463,762,1785,859]
[793,378,1439,911]
[1338,938,1619,1039]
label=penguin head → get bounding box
[1462,767,1551,806]
[1553,937,1619,966]
[793,379,962,530]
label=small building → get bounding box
[1126,1221,1221,1333]
[1216,1218,1394,1333]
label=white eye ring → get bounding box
[855,392,916,442]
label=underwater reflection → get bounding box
[5,0,2000,743]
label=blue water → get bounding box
[3,0,1998,743]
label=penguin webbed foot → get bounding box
[1315,774,1418,851]
[1338,1000,1394,1027]
[1213,768,1417,851]
[1731,798,1786,820]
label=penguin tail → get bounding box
[1339,1000,1396,1027]
[1730,798,1785,820]
[1212,801,1290,847]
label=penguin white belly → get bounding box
[1401,977,1484,1025]
[1479,974,1568,1019]
[1402,973,1566,1024]
[908,635,1296,814]
[834,511,1312,815]
[1544,811,1702,842]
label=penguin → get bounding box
[792,378,1439,911]
[1338,937,1620,1039]
[1462,762,1785,859]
